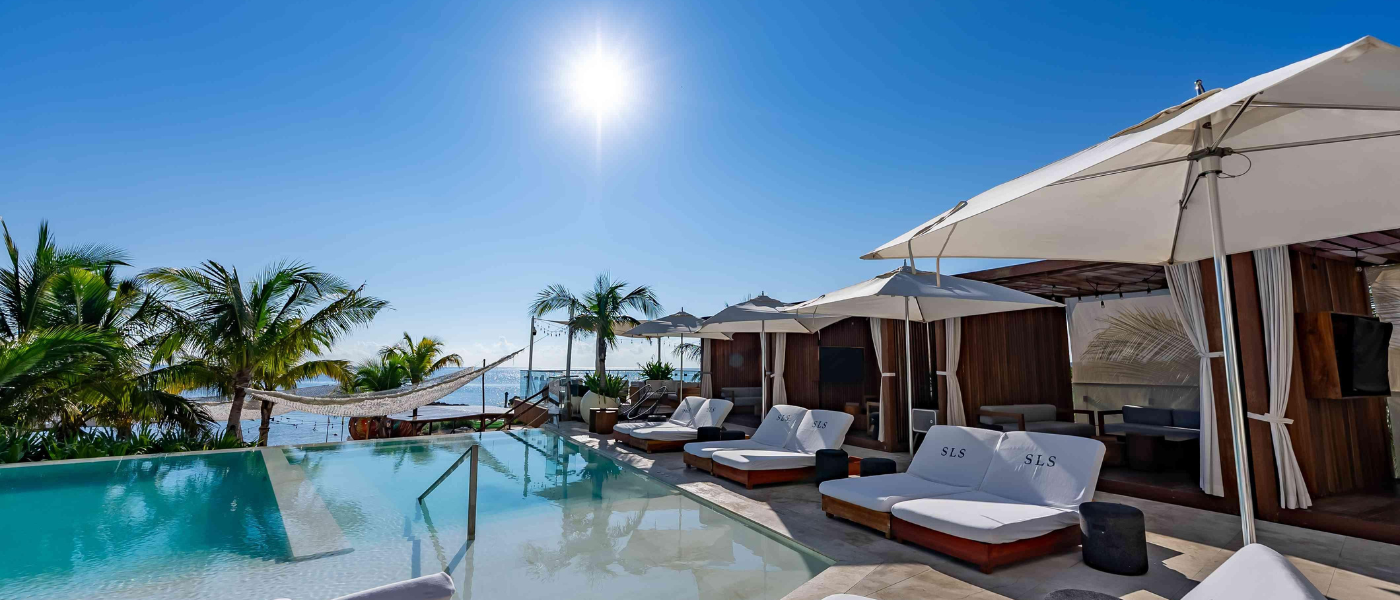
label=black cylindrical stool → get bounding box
[696,426,723,442]
[720,429,747,440]
[1044,590,1118,600]
[860,457,896,477]
[814,449,849,483]
[1079,502,1148,575]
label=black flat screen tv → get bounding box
[1332,314,1393,397]
[820,346,864,384]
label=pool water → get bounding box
[0,430,830,600]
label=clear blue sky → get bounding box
[3,1,1395,369]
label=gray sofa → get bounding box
[720,387,763,415]
[977,404,1096,437]
[1100,405,1200,440]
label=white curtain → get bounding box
[700,338,713,398]
[1165,262,1226,497]
[772,333,789,405]
[870,318,893,442]
[1249,246,1313,509]
[941,317,966,426]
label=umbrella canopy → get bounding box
[864,35,1400,265]
[621,310,731,340]
[696,295,844,335]
[784,266,1061,322]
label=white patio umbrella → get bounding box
[696,295,844,414]
[864,36,1400,544]
[621,310,731,391]
[785,266,1061,454]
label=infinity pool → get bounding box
[0,430,830,600]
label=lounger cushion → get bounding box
[692,398,733,429]
[907,426,1003,487]
[612,421,655,434]
[331,572,455,600]
[712,448,816,471]
[891,491,1079,544]
[751,405,809,447]
[784,409,855,454]
[1182,543,1325,600]
[668,397,707,427]
[820,473,970,512]
[683,439,775,459]
[630,424,699,441]
[979,431,1105,509]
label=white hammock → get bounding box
[195,349,522,420]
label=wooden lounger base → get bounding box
[822,495,894,539]
[890,517,1081,573]
[682,452,714,473]
[712,462,816,489]
[612,431,632,446]
[626,437,691,453]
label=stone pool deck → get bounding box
[546,421,1400,600]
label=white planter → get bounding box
[580,391,620,426]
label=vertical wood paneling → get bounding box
[709,333,761,391]
[1199,258,1243,515]
[946,307,1072,425]
[1231,252,1284,520]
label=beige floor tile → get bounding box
[1328,569,1400,600]
[1338,536,1400,583]
[844,562,933,596]
[871,569,987,600]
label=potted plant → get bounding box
[580,372,628,427]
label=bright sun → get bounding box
[566,44,633,121]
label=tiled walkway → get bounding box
[547,422,1400,600]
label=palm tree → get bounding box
[530,274,660,378]
[352,357,409,392]
[380,333,463,385]
[144,261,387,444]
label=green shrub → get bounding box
[638,359,675,381]
[583,373,628,398]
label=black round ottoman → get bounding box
[1044,590,1118,600]
[1079,501,1148,575]
[720,429,747,440]
[860,457,896,477]
[696,426,723,442]
[814,449,849,483]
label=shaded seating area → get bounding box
[977,404,1097,437]
[710,409,855,489]
[1099,405,1200,439]
[683,405,806,473]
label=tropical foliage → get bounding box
[352,357,410,392]
[1077,307,1198,386]
[583,372,628,399]
[530,273,660,378]
[637,359,674,381]
[0,424,250,463]
[379,333,463,384]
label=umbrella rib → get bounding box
[1166,125,1205,264]
[1048,154,1192,186]
[1231,128,1400,154]
[1243,101,1400,112]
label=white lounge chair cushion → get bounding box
[630,423,700,441]
[820,473,971,512]
[907,426,1004,487]
[612,421,656,434]
[331,573,455,600]
[1183,543,1325,600]
[751,405,808,447]
[784,409,855,454]
[712,448,815,471]
[979,431,1105,510]
[683,439,773,459]
[691,398,734,428]
[668,397,707,427]
[890,491,1079,544]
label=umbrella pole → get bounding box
[678,333,684,396]
[905,297,915,456]
[1200,126,1257,545]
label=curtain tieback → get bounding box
[1247,412,1294,425]
[881,372,897,377]
[1203,351,1224,358]
[934,371,950,376]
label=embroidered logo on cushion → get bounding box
[940,447,968,458]
[777,415,793,422]
[813,420,828,429]
[1023,453,1058,467]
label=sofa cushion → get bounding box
[683,439,774,459]
[785,410,855,454]
[1122,405,1173,427]
[751,405,808,447]
[890,491,1080,544]
[1102,422,1200,440]
[1182,543,1325,600]
[907,426,1003,487]
[668,397,707,427]
[1171,409,1201,429]
[712,448,816,471]
[631,423,699,441]
[978,431,1105,510]
[1023,421,1096,438]
[978,404,1057,426]
[820,473,970,512]
[692,398,733,428]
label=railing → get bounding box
[418,444,479,540]
[481,376,565,432]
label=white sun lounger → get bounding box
[317,573,455,600]
[683,405,808,472]
[888,431,1105,572]
[710,409,854,488]
[621,397,734,452]
[613,396,706,435]
[819,425,1003,538]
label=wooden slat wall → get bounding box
[709,333,762,391]
[1199,259,1243,515]
[931,307,1072,427]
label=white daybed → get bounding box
[621,397,734,453]
[888,431,1105,572]
[683,405,808,473]
[819,425,1004,538]
[710,409,855,488]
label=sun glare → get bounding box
[567,45,633,120]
